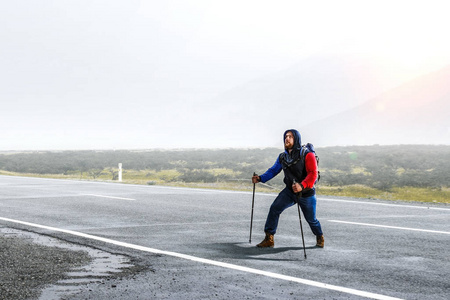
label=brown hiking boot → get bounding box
[316,235,324,248]
[256,232,274,248]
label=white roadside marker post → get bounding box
[118,163,122,182]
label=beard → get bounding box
[285,142,293,150]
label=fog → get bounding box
[1,0,449,150]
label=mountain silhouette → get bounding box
[300,65,450,146]
[196,55,445,147]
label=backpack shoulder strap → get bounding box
[300,145,310,161]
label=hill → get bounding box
[192,54,426,148]
[300,65,450,146]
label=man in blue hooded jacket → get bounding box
[252,129,324,248]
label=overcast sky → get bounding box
[1,0,450,150]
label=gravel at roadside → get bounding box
[0,227,150,300]
[0,228,91,299]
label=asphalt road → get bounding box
[0,175,449,299]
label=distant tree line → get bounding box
[0,145,449,190]
[319,145,450,190]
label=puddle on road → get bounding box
[1,228,134,300]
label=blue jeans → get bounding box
[264,188,323,236]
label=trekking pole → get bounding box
[249,172,256,243]
[297,202,307,259]
[293,179,307,259]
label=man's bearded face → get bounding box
[284,131,294,150]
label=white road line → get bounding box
[329,220,450,235]
[0,217,402,300]
[82,194,135,201]
[319,198,450,211]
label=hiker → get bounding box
[251,129,324,248]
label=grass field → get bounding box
[1,169,449,204]
[317,185,450,204]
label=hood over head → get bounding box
[281,129,302,164]
[284,129,302,151]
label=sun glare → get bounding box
[375,102,386,112]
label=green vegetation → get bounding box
[317,185,449,203]
[0,145,449,203]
